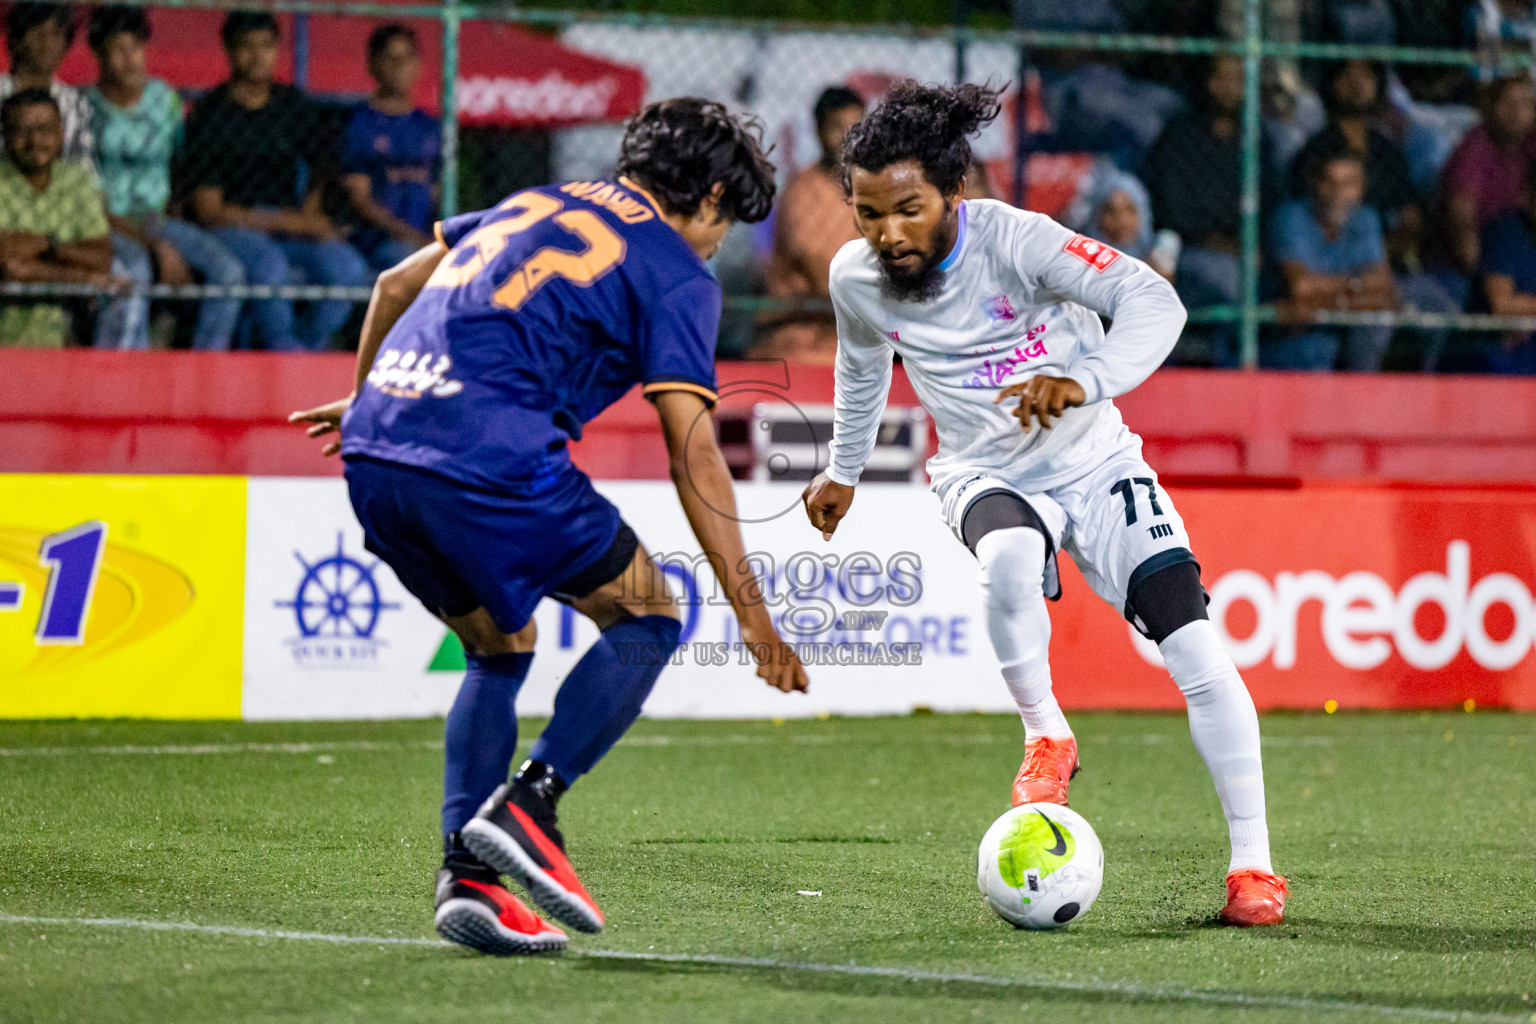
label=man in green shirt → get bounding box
[86,5,245,350]
[0,88,112,347]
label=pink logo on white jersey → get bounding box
[981,294,1017,322]
[960,327,1049,388]
[886,329,900,342]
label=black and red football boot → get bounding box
[460,760,605,934]
[433,835,567,955]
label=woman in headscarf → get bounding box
[1068,163,1176,281]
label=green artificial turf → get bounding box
[0,712,1532,1023]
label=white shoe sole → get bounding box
[434,898,567,955]
[461,816,604,934]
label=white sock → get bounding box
[976,528,1072,741]
[1159,619,1272,874]
[1002,662,1073,740]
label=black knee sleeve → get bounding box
[1129,560,1209,644]
[961,490,1063,601]
[961,490,1047,553]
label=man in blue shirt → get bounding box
[291,98,808,956]
[1477,162,1536,373]
[1268,150,1397,370]
[338,24,440,272]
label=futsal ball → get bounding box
[977,802,1104,929]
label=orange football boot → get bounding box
[1219,868,1289,926]
[1010,735,1080,806]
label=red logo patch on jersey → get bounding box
[1063,234,1122,273]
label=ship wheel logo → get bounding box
[276,533,400,639]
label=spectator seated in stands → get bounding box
[86,5,245,351]
[0,89,112,347]
[1144,54,1278,366]
[1269,151,1397,370]
[181,11,368,352]
[339,23,439,272]
[1441,74,1536,283]
[1068,164,1175,281]
[749,85,865,364]
[0,3,92,163]
[1474,161,1536,374]
[1292,59,1460,368]
[1291,61,1420,249]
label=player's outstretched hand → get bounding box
[740,620,810,694]
[802,472,855,541]
[287,395,355,458]
[994,375,1086,431]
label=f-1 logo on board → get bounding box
[1063,234,1122,273]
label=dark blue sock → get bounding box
[530,615,682,785]
[441,651,533,837]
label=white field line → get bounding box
[0,730,1527,759]
[0,913,1524,1024]
[0,740,442,758]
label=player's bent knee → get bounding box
[975,526,1048,610]
[599,575,683,629]
[446,607,536,656]
[506,618,538,652]
[1128,560,1208,645]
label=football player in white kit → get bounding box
[801,82,1287,926]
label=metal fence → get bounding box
[2,0,1534,370]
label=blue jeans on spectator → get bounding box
[1265,273,1465,372]
[97,233,151,350]
[1262,327,1396,371]
[162,218,246,351]
[96,220,247,351]
[212,226,370,352]
[1262,329,1344,370]
[1397,272,1461,371]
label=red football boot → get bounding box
[461,763,605,934]
[1011,736,1080,806]
[433,860,567,955]
[1219,868,1289,926]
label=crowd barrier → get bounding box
[3,472,1533,719]
[5,352,1536,483]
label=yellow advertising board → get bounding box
[0,475,245,718]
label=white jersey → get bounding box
[826,199,1186,493]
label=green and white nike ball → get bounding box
[977,803,1104,930]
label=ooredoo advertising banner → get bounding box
[1051,484,1536,713]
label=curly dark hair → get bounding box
[841,81,1001,198]
[615,97,777,224]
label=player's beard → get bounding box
[876,248,946,303]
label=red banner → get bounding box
[1049,482,1536,711]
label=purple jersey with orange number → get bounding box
[341,178,719,491]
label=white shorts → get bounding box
[936,442,1196,630]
